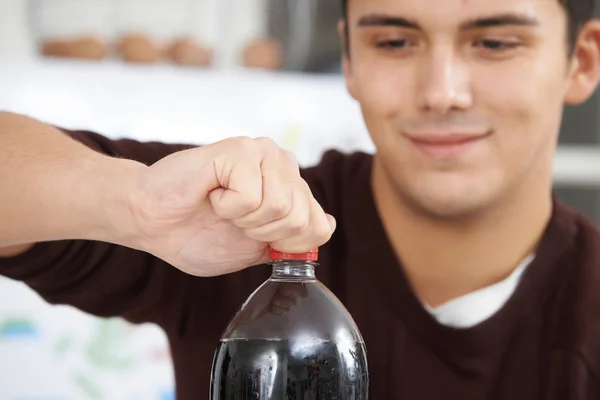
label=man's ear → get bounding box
[338,19,358,100]
[565,20,600,105]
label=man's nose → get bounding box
[417,47,473,114]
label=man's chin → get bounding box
[403,189,494,222]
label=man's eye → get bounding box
[475,39,521,51]
[376,39,409,49]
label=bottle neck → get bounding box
[270,260,317,280]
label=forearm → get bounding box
[0,112,145,247]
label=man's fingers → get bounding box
[232,152,295,229]
[206,137,335,255]
[269,197,335,253]
[209,158,263,220]
[242,184,310,242]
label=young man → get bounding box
[1,0,600,398]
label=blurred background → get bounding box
[0,1,600,399]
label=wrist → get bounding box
[92,156,148,249]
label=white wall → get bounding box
[0,0,36,59]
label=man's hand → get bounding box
[0,112,333,277]
[126,137,335,277]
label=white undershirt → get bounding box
[423,254,535,328]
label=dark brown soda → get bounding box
[210,338,369,399]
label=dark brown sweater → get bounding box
[2,129,600,399]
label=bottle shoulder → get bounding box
[222,278,364,342]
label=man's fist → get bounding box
[127,137,335,277]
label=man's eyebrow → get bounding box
[356,12,539,31]
[357,14,421,30]
[460,13,540,30]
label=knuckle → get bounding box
[255,136,278,148]
[288,214,310,235]
[227,136,258,156]
[281,150,299,170]
[255,137,280,155]
[226,135,252,147]
[266,198,290,218]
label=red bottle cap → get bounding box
[269,247,319,261]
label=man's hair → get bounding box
[340,0,596,54]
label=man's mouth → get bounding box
[405,131,491,159]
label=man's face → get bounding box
[343,0,586,219]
